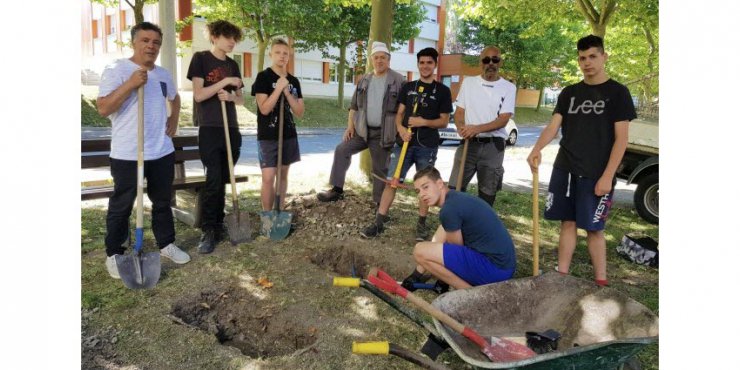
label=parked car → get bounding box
[438,107,518,146]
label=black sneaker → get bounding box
[401,271,431,291]
[415,223,430,241]
[317,189,344,202]
[432,280,450,294]
[360,222,384,238]
[198,229,216,254]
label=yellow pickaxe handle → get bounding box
[391,85,424,187]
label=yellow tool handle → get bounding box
[332,277,361,288]
[352,341,390,355]
[391,86,424,182]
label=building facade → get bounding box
[81,0,447,98]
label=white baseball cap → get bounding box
[371,41,390,56]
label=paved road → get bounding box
[82,126,636,206]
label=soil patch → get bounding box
[170,285,317,358]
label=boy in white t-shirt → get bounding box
[97,22,191,280]
[449,46,517,206]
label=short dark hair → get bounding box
[417,47,438,63]
[413,166,442,182]
[206,20,242,42]
[130,22,162,41]
[577,35,604,53]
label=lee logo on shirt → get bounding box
[568,97,605,115]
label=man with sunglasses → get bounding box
[527,35,636,287]
[448,46,516,206]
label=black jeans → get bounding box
[105,152,175,256]
[198,126,242,231]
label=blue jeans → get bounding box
[386,144,438,182]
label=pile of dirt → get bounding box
[170,285,317,358]
[284,191,379,241]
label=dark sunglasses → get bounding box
[481,56,501,64]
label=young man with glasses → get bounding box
[448,46,516,206]
[527,35,636,287]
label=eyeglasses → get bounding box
[481,56,501,64]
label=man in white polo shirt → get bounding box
[97,22,191,280]
[448,45,516,206]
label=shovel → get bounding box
[116,86,161,290]
[371,86,425,191]
[367,268,536,362]
[221,100,251,244]
[263,95,293,240]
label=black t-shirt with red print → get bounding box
[186,50,241,127]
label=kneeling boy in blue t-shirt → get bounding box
[403,166,516,291]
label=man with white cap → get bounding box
[317,41,405,209]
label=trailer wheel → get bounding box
[634,172,659,224]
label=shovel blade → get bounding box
[260,210,293,240]
[115,252,161,290]
[225,211,252,245]
[483,336,537,362]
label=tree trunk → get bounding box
[360,0,395,178]
[256,39,267,73]
[337,44,347,109]
[641,23,657,105]
[134,0,144,24]
[536,87,544,111]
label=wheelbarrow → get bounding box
[429,272,659,369]
[342,271,658,370]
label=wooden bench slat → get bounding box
[81,174,249,200]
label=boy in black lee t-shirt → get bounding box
[186,20,244,254]
[251,38,304,216]
[360,48,452,241]
[527,35,636,287]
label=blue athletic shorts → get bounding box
[544,167,615,231]
[386,145,437,182]
[442,242,515,286]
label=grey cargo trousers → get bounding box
[328,127,390,204]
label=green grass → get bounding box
[244,96,352,129]
[81,95,110,127]
[513,106,555,126]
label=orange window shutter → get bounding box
[243,53,252,78]
[92,20,99,39]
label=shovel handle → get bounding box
[275,95,285,211]
[455,139,469,191]
[532,162,540,276]
[222,100,239,209]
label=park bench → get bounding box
[81,135,248,228]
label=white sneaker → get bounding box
[106,255,121,279]
[160,243,191,264]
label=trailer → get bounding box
[617,119,658,224]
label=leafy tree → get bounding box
[290,1,423,108]
[192,0,299,72]
[457,18,575,110]
[91,0,158,25]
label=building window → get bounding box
[329,64,353,84]
[425,5,437,23]
[232,54,243,78]
[295,60,324,83]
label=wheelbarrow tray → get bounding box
[431,272,658,369]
